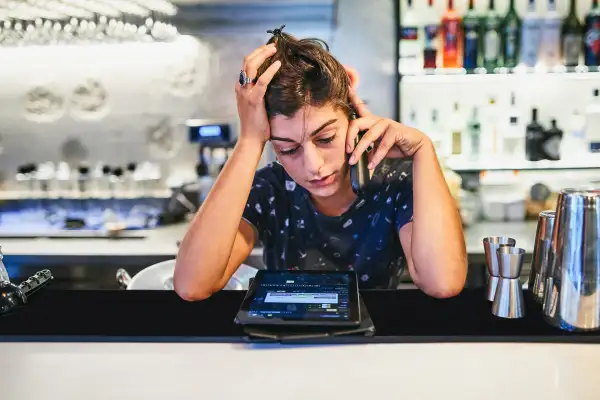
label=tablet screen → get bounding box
[241,271,358,324]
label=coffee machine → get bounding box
[186,118,235,205]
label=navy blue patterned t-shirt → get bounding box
[242,159,414,289]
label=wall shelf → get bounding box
[445,156,600,173]
[401,65,600,84]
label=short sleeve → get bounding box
[242,175,275,234]
[372,158,414,232]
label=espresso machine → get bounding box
[186,118,235,206]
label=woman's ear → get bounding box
[343,65,360,89]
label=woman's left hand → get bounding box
[346,87,429,170]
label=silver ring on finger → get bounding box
[238,70,254,87]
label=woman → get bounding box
[174,27,467,301]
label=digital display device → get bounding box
[187,120,231,145]
[235,270,361,327]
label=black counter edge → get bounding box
[3,335,600,345]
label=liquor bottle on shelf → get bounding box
[585,0,600,67]
[504,92,524,158]
[520,0,542,67]
[562,0,583,67]
[585,89,600,151]
[422,0,440,69]
[542,119,563,161]
[540,0,561,67]
[484,96,501,155]
[466,107,481,160]
[482,0,501,70]
[441,0,463,68]
[450,102,464,155]
[503,0,520,68]
[399,0,421,74]
[407,108,418,129]
[463,0,481,70]
[428,108,445,154]
[525,108,545,161]
[561,109,587,159]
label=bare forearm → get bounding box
[410,140,467,295]
[174,137,265,297]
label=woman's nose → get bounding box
[303,144,325,176]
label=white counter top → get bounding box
[1,341,598,399]
[0,220,537,259]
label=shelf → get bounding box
[444,156,600,173]
[401,65,600,83]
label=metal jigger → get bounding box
[492,246,526,319]
[528,210,555,304]
[483,237,516,301]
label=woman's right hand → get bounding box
[235,43,282,145]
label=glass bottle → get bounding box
[562,0,583,67]
[463,0,481,70]
[482,0,502,70]
[503,0,521,68]
[441,0,463,68]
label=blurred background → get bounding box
[0,0,598,291]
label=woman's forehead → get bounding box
[270,104,343,141]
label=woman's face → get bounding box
[269,104,351,199]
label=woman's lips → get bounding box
[310,172,336,187]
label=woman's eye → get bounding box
[318,135,336,144]
[280,147,298,156]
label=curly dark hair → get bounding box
[256,29,352,120]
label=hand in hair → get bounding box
[346,87,429,170]
[235,43,282,145]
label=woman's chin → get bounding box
[308,184,339,199]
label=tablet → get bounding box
[235,270,361,327]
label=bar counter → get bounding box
[3,289,600,400]
[1,288,599,344]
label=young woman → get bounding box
[174,27,467,300]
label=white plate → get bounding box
[127,260,258,291]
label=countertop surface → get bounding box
[2,288,600,399]
[0,220,538,258]
[2,341,600,400]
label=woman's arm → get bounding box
[400,139,467,298]
[174,138,265,301]
[345,87,466,298]
[174,44,281,301]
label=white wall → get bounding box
[0,35,210,186]
[0,0,397,186]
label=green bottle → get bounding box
[483,0,502,70]
[503,0,521,68]
[562,0,582,67]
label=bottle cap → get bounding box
[196,161,208,177]
[78,165,90,175]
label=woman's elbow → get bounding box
[174,283,213,302]
[424,280,465,299]
[418,262,467,299]
[173,265,217,301]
